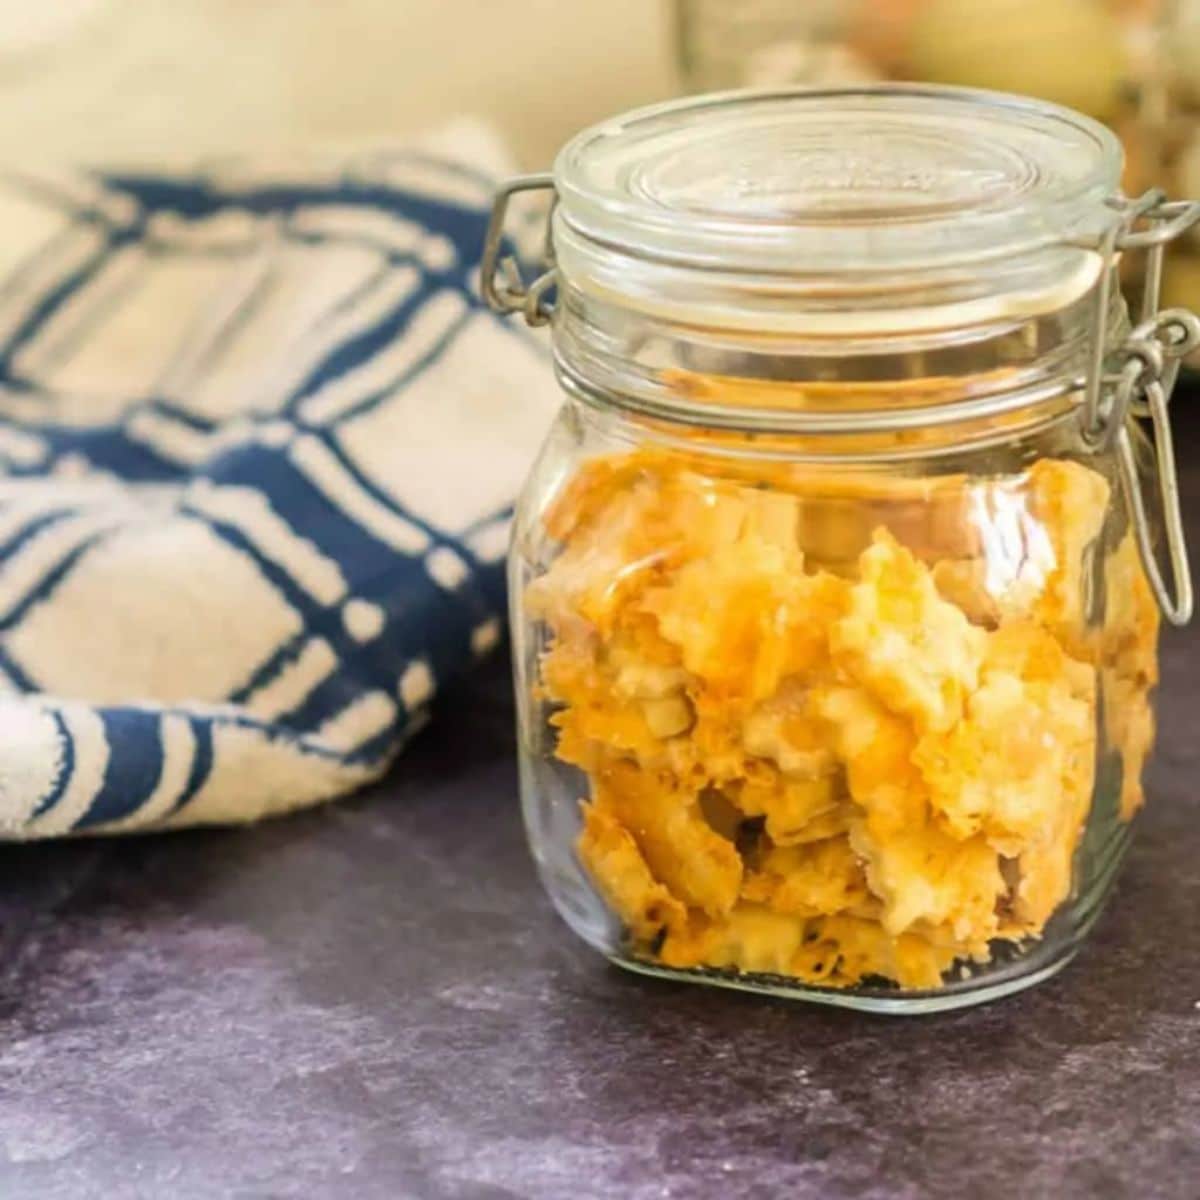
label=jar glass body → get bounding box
[510,321,1159,1013]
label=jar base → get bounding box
[607,946,1080,1014]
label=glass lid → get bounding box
[551,84,1125,332]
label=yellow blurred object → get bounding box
[908,0,1127,121]
[1161,252,1200,313]
[1167,0,1200,105]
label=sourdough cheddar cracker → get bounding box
[531,447,1152,991]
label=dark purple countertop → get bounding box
[2,425,1199,1200]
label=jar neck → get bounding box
[552,272,1129,457]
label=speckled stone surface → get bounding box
[1,427,1200,1200]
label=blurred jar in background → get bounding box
[675,0,1199,349]
[676,1,1161,176]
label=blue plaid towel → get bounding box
[0,131,557,837]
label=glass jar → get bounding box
[483,86,1200,1012]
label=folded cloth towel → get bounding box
[0,128,558,837]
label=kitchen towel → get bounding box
[0,127,558,837]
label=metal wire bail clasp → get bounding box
[1082,188,1200,625]
[1112,308,1200,626]
[481,173,557,327]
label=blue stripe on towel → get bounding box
[79,708,166,828]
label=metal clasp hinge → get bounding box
[1111,309,1200,626]
[1076,190,1200,626]
[480,173,557,327]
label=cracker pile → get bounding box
[528,448,1157,990]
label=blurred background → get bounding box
[0,0,676,168]
[7,0,1195,307]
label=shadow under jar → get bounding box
[484,85,1200,1013]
